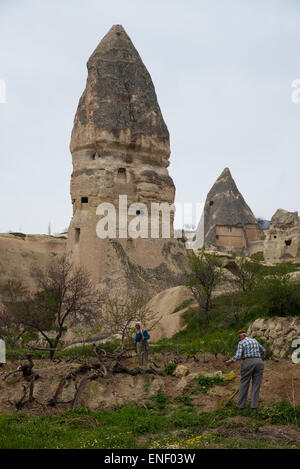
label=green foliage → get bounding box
[169,410,199,428]
[21,332,39,345]
[250,251,264,262]
[235,256,263,292]
[164,363,177,375]
[10,232,26,239]
[172,298,193,314]
[145,391,168,410]
[174,396,193,407]
[197,374,225,394]
[0,401,298,449]
[243,273,300,317]
[152,330,236,357]
[256,402,300,426]
[5,340,120,362]
[152,295,239,356]
[187,250,223,319]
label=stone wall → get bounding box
[247,317,300,358]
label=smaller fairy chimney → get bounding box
[204,168,263,251]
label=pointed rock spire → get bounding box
[70,24,169,158]
[216,167,232,181]
[204,168,257,246]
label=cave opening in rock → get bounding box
[117,168,127,182]
[75,228,80,243]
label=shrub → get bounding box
[10,232,26,239]
[250,252,264,262]
[172,299,193,314]
[174,396,193,407]
[197,374,225,394]
[257,402,300,426]
[244,276,300,318]
[164,363,177,375]
[145,391,168,410]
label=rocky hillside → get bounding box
[0,233,67,290]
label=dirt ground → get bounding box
[0,353,299,416]
[212,421,300,445]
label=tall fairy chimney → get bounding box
[67,25,182,291]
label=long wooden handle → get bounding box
[227,389,239,402]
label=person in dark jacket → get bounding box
[135,322,150,366]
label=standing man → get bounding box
[135,322,150,366]
[226,329,265,410]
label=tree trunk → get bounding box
[50,330,62,359]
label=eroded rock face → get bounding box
[71,25,170,156]
[67,25,188,297]
[0,234,66,291]
[264,209,300,263]
[204,168,263,252]
[70,24,174,208]
[247,317,300,358]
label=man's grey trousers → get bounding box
[237,358,264,409]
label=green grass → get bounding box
[6,340,120,362]
[174,396,194,407]
[171,298,193,314]
[151,298,239,356]
[263,263,300,274]
[150,285,299,357]
[153,433,299,449]
[0,401,298,449]
[145,391,169,410]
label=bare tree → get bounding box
[0,279,28,347]
[101,293,160,354]
[2,256,105,359]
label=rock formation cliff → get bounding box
[264,209,300,263]
[67,25,188,298]
[204,168,263,251]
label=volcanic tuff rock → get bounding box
[264,209,300,263]
[67,25,188,297]
[0,234,66,291]
[269,209,299,229]
[204,168,262,251]
[70,24,174,207]
[71,25,170,157]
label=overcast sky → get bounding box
[0,0,299,233]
